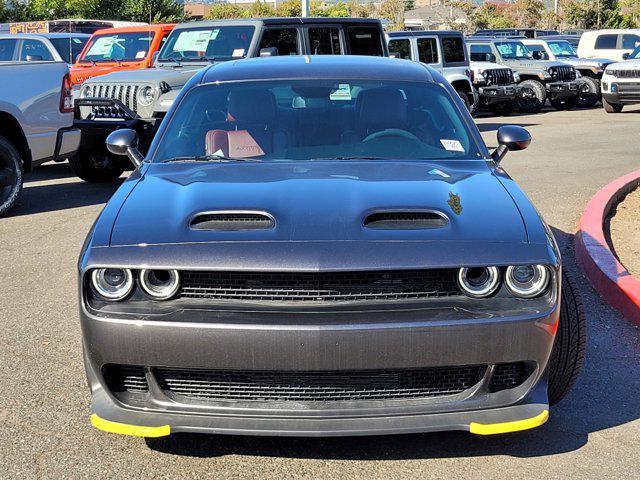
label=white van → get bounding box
[577,29,640,61]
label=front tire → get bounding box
[516,80,546,113]
[0,135,24,217]
[603,98,624,113]
[577,76,600,108]
[68,146,124,183]
[456,89,472,113]
[548,271,586,405]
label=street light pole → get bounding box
[302,0,309,17]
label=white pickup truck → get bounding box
[0,61,80,215]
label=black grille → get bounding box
[103,365,148,393]
[484,68,514,86]
[611,69,640,78]
[180,269,462,303]
[86,84,139,118]
[488,362,530,392]
[190,212,274,231]
[155,365,485,403]
[550,65,576,82]
[364,211,448,229]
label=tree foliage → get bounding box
[379,0,405,30]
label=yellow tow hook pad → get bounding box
[90,414,171,438]
[469,409,549,435]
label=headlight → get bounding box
[90,268,134,301]
[505,265,549,298]
[607,70,617,77]
[81,84,93,98]
[513,72,520,82]
[137,85,157,107]
[539,71,552,80]
[139,269,180,300]
[458,266,500,298]
[575,69,582,78]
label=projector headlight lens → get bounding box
[139,269,180,300]
[458,266,500,298]
[90,268,134,301]
[505,264,549,298]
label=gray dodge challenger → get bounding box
[79,55,585,438]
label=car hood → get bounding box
[85,65,203,88]
[470,61,509,72]
[505,59,567,70]
[109,161,528,247]
[607,59,640,69]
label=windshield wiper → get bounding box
[309,156,388,161]
[163,154,261,163]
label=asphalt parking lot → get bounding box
[1,106,639,479]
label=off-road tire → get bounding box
[550,95,578,111]
[577,76,600,108]
[548,270,587,405]
[69,146,124,183]
[488,101,515,116]
[0,135,24,217]
[516,80,547,113]
[469,87,480,116]
[603,98,623,113]
[456,89,472,113]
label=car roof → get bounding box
[90,24,176,35]
[173,17,382,30]
[33,32,91,39]
[387,30,463,38]
[201,55,433,84]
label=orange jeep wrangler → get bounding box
[70,24,175,86]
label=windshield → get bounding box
[152,79,482,163]
[630,46,640,59]
[495,41,530,60]
[80,32,155,62]
[158,26,255,62]
[50,36,88,63]
[547,40,576,58]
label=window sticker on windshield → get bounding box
[355,34,372,39]
[440,139,465,152]
[135,50,146,59]
[232,48,245,58]
[87,37,116,56]
[330,84,352,101]
[173,30,215,52]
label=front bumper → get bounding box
[477,84,518,104]
[82,298,558,437]
[602,82,640,104]
[545,81,579,99]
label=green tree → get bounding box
[620,0,640,25]
[246,0,275,18]
[121,0,184,23]
[509,0,545,27]
[277,0,301,16]
[206,3,244,19]
[379,0,405,30]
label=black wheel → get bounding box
[548,270,586,405]
[469,87,480,116]
[456,89,472,113]
[0,135,24,217]
[69,146,124,183]
[603,98,623,113]
[488,101,515,116]
[516,80,546,113]
[550,95,578,111]
[577,76,600,108]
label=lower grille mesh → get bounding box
[489,362,529,392]
[103,365,148,393]
[155,366,485,402]
[180,269,462,303]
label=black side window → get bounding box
[417,38,438,64]
[594,34,617,49]
[622,34,640,49]
[442,36,465,63]
[259,28,300,56]
[308,27,341,55]
[388,39,411,59]
[346,27,383,56]
[0,39,17,61]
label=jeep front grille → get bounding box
[179,269,462,303]
[550,65,576,82]
[84,84,139,117]
[484,68,514,86]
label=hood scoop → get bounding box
[190,211,275,231]
[364,211,448,230]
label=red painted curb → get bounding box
[575,168,640,326]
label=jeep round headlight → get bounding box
[81,84,93,98]
[137,85,156,107]
[90,268,134,301]
[458,266,500,298]
[139,269,180,300]
[505,265,549,298]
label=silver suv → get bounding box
[467,37,580,113]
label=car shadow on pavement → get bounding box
[475,122,539,133]
[7,162,123,217]
[145,226,640,460]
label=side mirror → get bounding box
[25,54,43,61]
[492,125,531,164]
[259,47,278,57]
[531,51,544,60]
[106,129,143,167]
[487,52,497,63]
[622,52,630,60]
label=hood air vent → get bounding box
[364,211,448,230]
[190,211,274,231]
